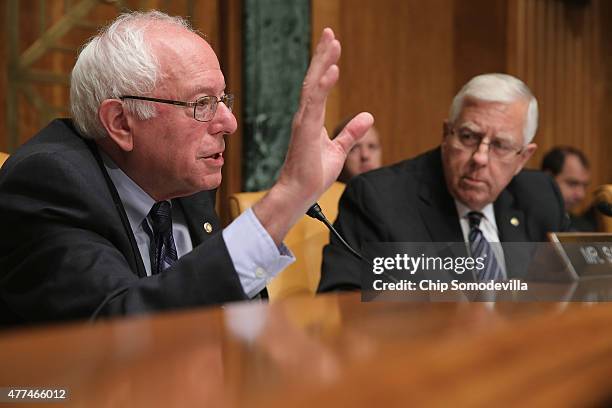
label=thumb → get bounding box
[333,112,374,154]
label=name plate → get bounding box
[548,232,612,280]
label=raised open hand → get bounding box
[253,28,374,244]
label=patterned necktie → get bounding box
[467,211,503,282]
[143,201,178,275]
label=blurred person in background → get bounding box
[333,116,382,183]
[541,146,597,231]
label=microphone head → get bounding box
[596,201,612,217]
[306,203,325,221]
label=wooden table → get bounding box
[1,292,612,407]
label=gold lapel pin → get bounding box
[203,222,213,234]
[510,217,519,227]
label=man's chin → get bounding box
[198,175,223,192]
[456,191,491,211]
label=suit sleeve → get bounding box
[318,177,389,292]
[0,153,246,325]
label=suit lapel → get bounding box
[494,189,532,278]
[416,149,463,244]
[417,180,474,283]
[417,184,463,243]
[176,190,220,247]
[415,150,468,283]
[495,189,528,242]
[85,140,147,278]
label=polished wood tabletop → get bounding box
[2,292,612,407]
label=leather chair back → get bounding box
[0,152,9,167]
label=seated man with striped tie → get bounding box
[0,11,373,324]
[319,73,567,292]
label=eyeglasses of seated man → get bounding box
[120,94,235,122]
[446,126,523,162]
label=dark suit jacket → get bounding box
[0,119,246,325]
[319,147,567,291]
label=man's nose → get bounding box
[208,102,237,135]
[471,142,490,166]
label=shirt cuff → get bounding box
[222,207,295,298]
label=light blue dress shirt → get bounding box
[101,153,294,298]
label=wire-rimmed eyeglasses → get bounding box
[448,127,524,161]
[119,94,235,122]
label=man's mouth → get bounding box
[461,176,487,186]
[201,152,224,166]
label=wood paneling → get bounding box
[453,0,508,87]
[507,0,611,200]
[217,0,243,225]
[0,3,6,153]
[328,0,454,163]
[311,0,513,166]
[311,0,341,134]
[324,0,456,164]
[602,0,612,187]
[312,0,611,196]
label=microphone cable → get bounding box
[306,202,399,284]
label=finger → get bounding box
[293,31,341,127]
[333,112,375,154]
[306,28,336,81]
[319,64,340,99]
[301,29,340,96]
[297,63,339,125]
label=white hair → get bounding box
[70,11,194,139]
[448,73,539,145]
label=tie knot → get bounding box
[149,201,172,234]
[467,211,484,230]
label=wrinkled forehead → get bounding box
[455,97,528,141]
[146,23,225,97]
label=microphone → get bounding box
[596,201,612,217]
[306,202,399,283]
[306,203,366,262]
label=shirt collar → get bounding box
[100,151,156,232]
[454,199,496,227]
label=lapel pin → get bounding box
[203,222,213,234]
[510,217,519,227]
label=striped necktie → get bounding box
[467,211,503,282]
[143,201,178,275]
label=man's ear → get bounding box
[98,99,134,152]
[514,143,537,175]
